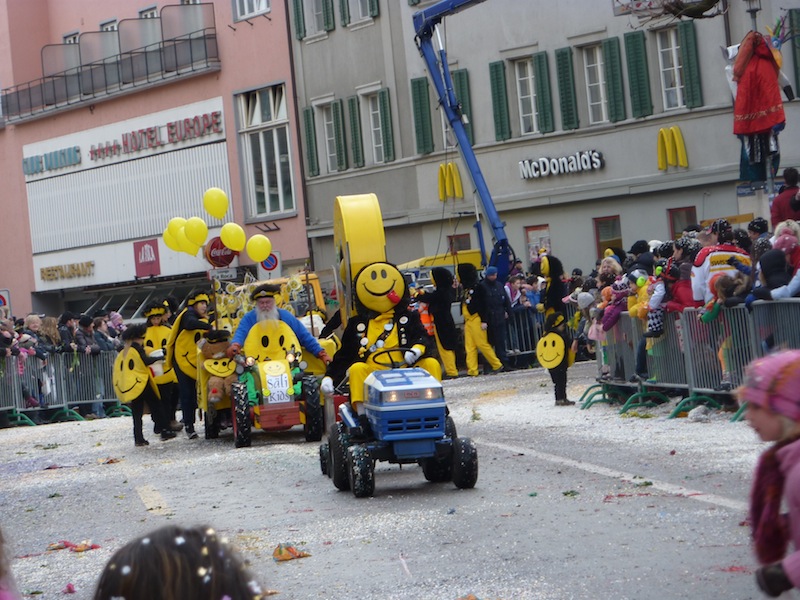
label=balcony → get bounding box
[1,3,220,124]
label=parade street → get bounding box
[1,362,763,599]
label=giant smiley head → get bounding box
[242,319,301,362]
[536,332,567,370]
[355,262,406,315]
[113,347,157,403]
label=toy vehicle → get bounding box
[199,319,323,448]
[319,348,478,497]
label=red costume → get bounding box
[733,31,785,136]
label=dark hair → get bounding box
[94,525,263,600]
[121,323,147,342]
[733,229,752,253]
[783,167,798,188]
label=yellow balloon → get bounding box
[220,222,246,252]
[167,217,186,239]
[246,234,272,263]
[176,226,200,256]
[184,216,208,247]
[163,228,181,253]
[203,187,229,220]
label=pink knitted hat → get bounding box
[738,350,800,421]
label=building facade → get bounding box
[0,0,309,318]
[292,0,800,277]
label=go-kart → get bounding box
[319,348,478,497]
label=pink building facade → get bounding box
[0,0,309,319]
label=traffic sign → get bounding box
[261,253,279,271]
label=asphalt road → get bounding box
[0,362,764,599]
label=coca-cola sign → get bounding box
[204,236,237,267]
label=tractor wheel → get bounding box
[204,410,220,439]
[232,382,251,448]
[319,442,329,476]
[421,455,452,482]
[328,423,350,491]
[451,436,478,489]
[347,445,375,498]
[445,415,457,439]
[303,377,323,442]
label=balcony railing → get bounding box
[1,28,219,122]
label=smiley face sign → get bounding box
[242,319,301,362]
[536,332,567,370]
[355,262,405,314]
[113,347,159,403]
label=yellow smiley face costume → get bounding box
[243,319,302,362]
[355,262,406,315]
[113,346,160,403]
[144,324,176,384]
[536,332,567,370]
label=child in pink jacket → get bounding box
[739,350,800,597]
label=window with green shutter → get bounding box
[293,0,306,40]
[347,96,364,168]
[556,47,579,130]
[332,99,348,171]
[624,31,652,118]
[368,0,379,17]
[452,69,474,145]
[677,20,702,108]
[411,78,434,155]
[339,0,350,26]
[532,52,554,133]
[489,61,511,141]
[302,106,319,177]
[378,88,395,163]
[790,9,800,94]
[603,37,626,123]
[323,0,335,32]
[408,0,421,5]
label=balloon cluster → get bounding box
[162,187,272,263]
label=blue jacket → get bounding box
[232,308,323,357]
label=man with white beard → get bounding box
[226,283,331,364]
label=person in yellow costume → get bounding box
[142,300,183,433]
[457,263,503,377]
[321,262,441,413]
[113,324,176,446]
[165,291,213,439]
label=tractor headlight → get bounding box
[380,387,442,404]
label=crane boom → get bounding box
[413,0,514,279]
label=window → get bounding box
[100,20,118,31]
[657,27,684,110]
[347,96,364,168]
[525,225,551,263]
[594,216,622,260]
[292,0,334,39]
[63,33,79,44]
[555,47,579,130]
[624,31,653,118]
[139,7,158,19]
[583,45,608,125]
[235,0,269,20]
[238,85,296,217]
[668,207,697,239]
[322,104,336,172]
[489,61,511,141]
[318,100,347,173]
[368,94,384,164]
[411,77,434,155]
[448,234,471,253]
[182,0,202,4]
[515,58,538,135]
[340,0,378,25]
[311,0,325,32]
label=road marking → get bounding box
[483,441,748,512]
[136,484,171,515]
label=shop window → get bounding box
[525,225,551,263]
[238,84,296,218]
[594,216,622,260]
[668,206,697,239]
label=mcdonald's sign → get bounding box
[437,162,464,201]
[657,126,688,170]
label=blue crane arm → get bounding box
[413,0,514,278]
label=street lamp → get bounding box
[743,0,761,31]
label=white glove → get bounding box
[404,348,422,366]
[148,349,165,360]
[320,376,334,396]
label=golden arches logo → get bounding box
[657,126,688,170]
[437,162,464,201]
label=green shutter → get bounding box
[408,0,421,5]
[292,0,305,40]
[624,30,652,118]
[339,0,350,26]
[323,0,335,31]
[677,20,703,108]
[347,95,364,168]
[302,106,319,177]
[378,88,394,162]
[489,61,511,141]
[556,47,579,130]
[411,77,434,154]
[452,69,473,145]
[603,37,626,123]
[332,99,348,171]
[791,9,800,94]
[532,51,554,133]
[368,0,379,17]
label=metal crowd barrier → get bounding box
[505,308,540,364]
[0,351,129,426]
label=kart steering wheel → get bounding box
[369,347,415,369]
